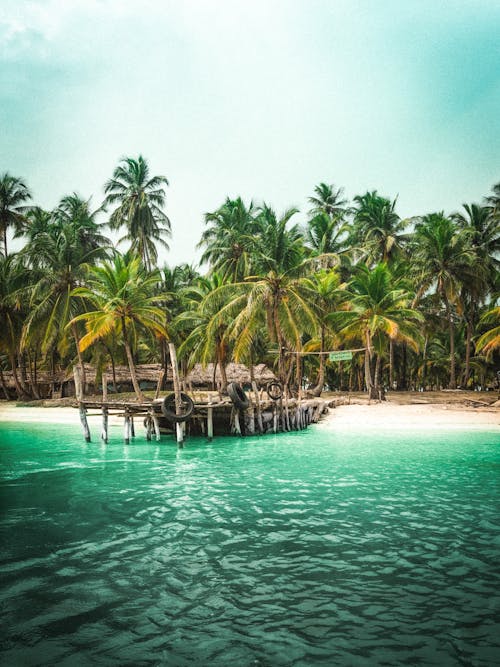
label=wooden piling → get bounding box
[101,407,108,443]
[152,415,161,442]
[124,412,131,444]
[168,343,184,447]
[145,413,152,441]
[79,404,91,442]
[207,405,214,441]
[252,381,264,434]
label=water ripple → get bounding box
[1,425,499,665]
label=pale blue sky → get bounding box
[1,0,499,265]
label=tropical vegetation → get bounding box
[0,162,498,401]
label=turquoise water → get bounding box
[1,422,499,666]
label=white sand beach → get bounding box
[320,402,500,432]
[1,401,498,432]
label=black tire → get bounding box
[266,381,283,401]
[227,382,250,410]
[161,393,194,422]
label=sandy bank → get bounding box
[320,402,499,432]
[0,405,123,427]
[0,401,498,433]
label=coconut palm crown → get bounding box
[104,156,171,271]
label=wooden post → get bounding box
[234,410,242,435]
[273,403,278,433]
[248,405,255,434]
[154,369,165,400]
[207,405,214,441]
[74,365,83,402]
[146,413,152,441]
[130,415,135,438]
[152,415,161,442]
[102,371,108,402]
[124,412,131,445]
[252,381,264,434]
[168,342,184,447]
[75,365,90,442]
[79,404,91,442]
[101,407,108,443]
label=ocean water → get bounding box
[0,421,499,666]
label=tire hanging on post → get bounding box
[227,382,249,410]
[161,392,194,422]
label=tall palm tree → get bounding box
[14,206,52,246]
[22,222,107,384]
[412,212,475,388]
[70,253,168,401]
[104,156,170,271]
[484,182,500,212]
[198,197,257,281]
[328,263,422,398]
[475,306,500,358]
[308,182,347,219]
[302,269,346,395]
[351,191,408,265]
[227,205,318,385]
[0,173,32,256]
[54,193,110,253]
[0,254,32,398]
[177,273,243,389]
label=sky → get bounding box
[1,0,499,266]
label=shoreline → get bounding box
[0,398,498,432]
[319,402,499,432]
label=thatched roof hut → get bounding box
[1,362,276,398]
[185,363,276,388]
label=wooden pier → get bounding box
[73,344,331,445]
[74,368,330,445]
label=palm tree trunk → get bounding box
[9,353,26,399]
[217,338,229,390]
[421,336,428,391]
[27,349,41,400]
[463,320,472,388]
[312,326,326,396]
[389,339,394,387]
[121,317,145,401]
[71,323,87,389]
[445,300,456,389]
[0,366,10,399]
[272,294,287,386]
[364,330,375,397]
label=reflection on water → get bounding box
[1,423,499,665]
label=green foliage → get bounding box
[2,163,498,396]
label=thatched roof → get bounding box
[186,363,276,387]
[2,362,276,389]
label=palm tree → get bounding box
[475,306,500,358]
[227,205,318,385]
[70,253,168,401]
[412,213,475,388]
[177,273,243,389]
[308,182,347,219]
[104,156,170,271]
[328,263,422,398]
[302,269,346,395]
[198,197,257,281]
[0,254,32,397]
[22,221,107,385]
[484,182,500,212]
[351,191,408,265]
[14,206,52,246]
[0,173,32,256]
[54,193,110,253]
